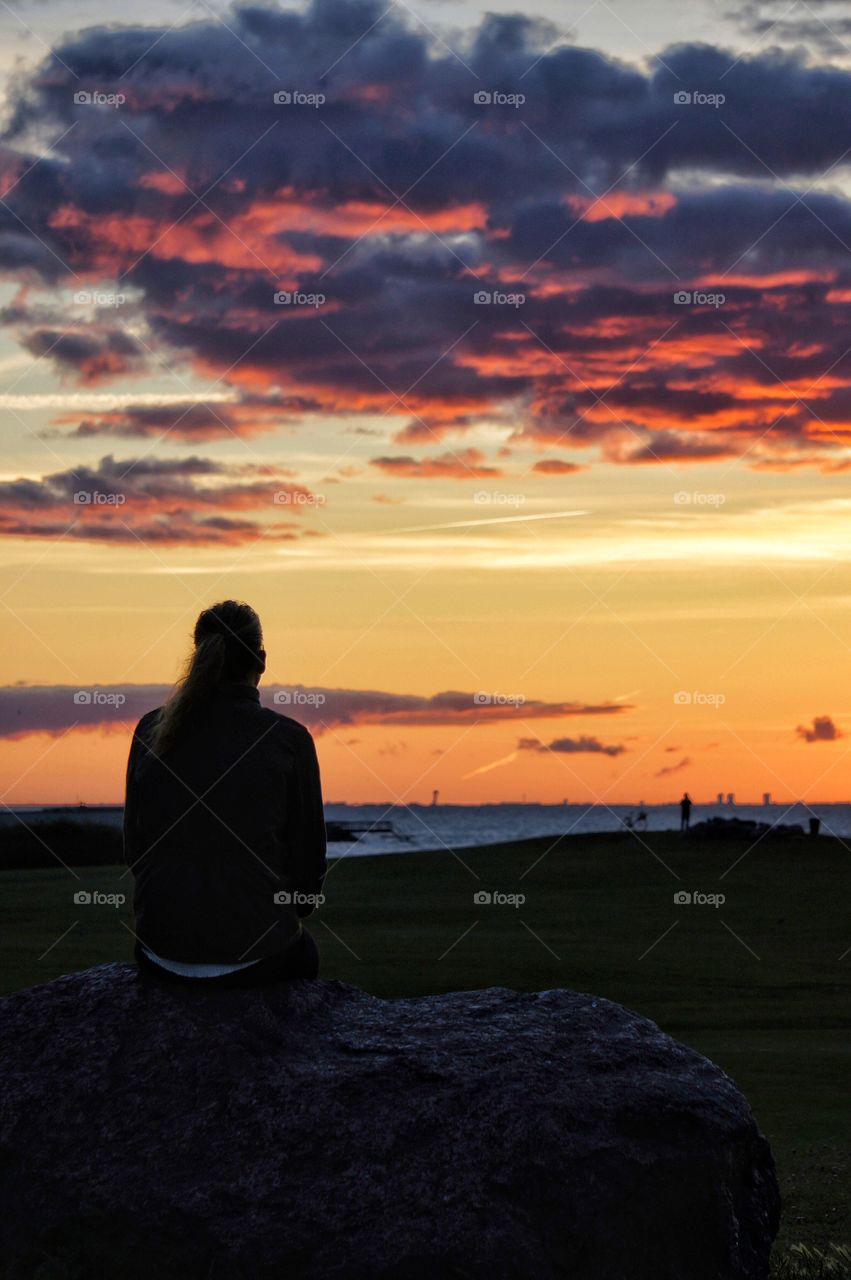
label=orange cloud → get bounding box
[565,190,678,222]
[532,459,583,474]
[370,448,503,479]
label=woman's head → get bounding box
[192,600,265,682]
[148,600,265,755]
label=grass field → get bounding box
[1,828,849,1271]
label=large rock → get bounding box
[0,964,779,1279]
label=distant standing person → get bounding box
[680,792,692,832]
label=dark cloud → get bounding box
[655,754,690,777]
[518,734,626,756]
[49,394,322,441]
[2,5,851,470]
[0,683,634,739]
[19,326,145,384]
[730,0,851,58]
[0,455,317,544]
[531,458,584,474]
[796,715,843,743]
[604,428,739,464]
[370,448,503,478]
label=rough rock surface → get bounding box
[0,964,779,1279]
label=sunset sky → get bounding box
[1,0,851,805]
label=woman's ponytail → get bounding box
[148,601,263,757]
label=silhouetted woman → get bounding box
[123,600,326,985]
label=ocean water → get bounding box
[1,801,847,856]
[324,801,847,855]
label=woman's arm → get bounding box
[122,722,145,870]
[123,712,158,872]
[288,727,327,916]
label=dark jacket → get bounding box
[123,683,327,964]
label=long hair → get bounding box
[148,600,263,756]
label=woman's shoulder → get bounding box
[257,703,315,746]
[133,707,162,736]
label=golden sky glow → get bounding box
[2,458,850,804]
[1,2,851,806]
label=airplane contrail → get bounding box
[391,509,589,533]
[0,392,237,410]
[462,750,519,779]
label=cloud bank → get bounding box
[0,1,850,501]
[0,683,634,738]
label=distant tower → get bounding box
[763,792,771,806]
[431,789,439,807]
[717,793,724,805]
[726,792,735,806]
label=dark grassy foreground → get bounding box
[1,828,849,1274]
